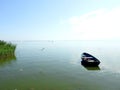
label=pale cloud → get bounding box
[65,7,120,40]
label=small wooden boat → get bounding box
[81,53,100,66]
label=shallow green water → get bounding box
[0,40,120,90]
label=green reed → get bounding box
[0,40,16,58]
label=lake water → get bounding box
[0,40,120,90]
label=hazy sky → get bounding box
[1,0,120,40]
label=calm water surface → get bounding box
[0,40,120,90]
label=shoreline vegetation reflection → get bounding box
[0,54,16,67]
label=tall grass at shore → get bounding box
[0,40,16,59]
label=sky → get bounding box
[0,0,120,40]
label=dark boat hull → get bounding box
[81,53,100,66]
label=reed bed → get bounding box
[0,40,16,59]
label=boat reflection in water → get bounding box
[81,64,101,70]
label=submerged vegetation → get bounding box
[0,40,16,59]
